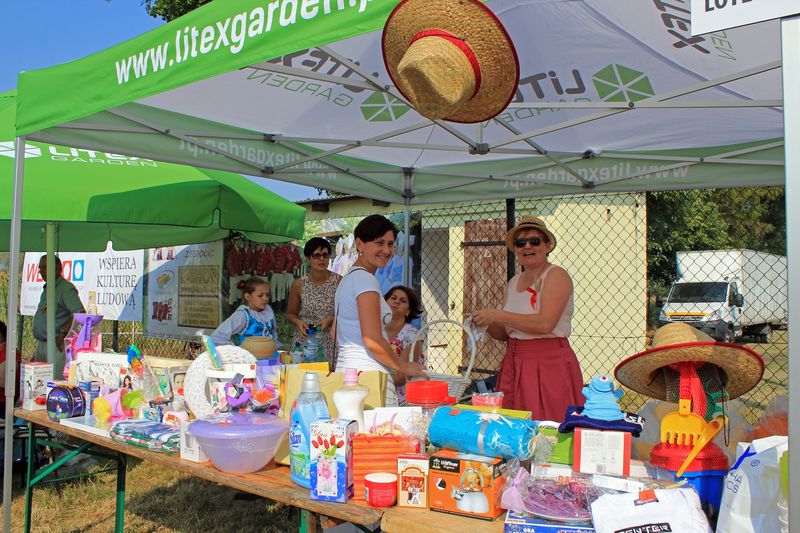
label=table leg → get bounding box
[299,509,320,533]
[115,453,126,533]
[23,422,35,533]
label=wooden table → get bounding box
[15,408,506,533]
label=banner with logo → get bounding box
[145,241,224,340]
[20,248,144,321]
[14,0,784,205]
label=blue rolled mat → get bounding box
[428,407,538,460]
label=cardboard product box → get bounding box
[538,423,574,465]
[573,428,631,476]
[429,449,507,520]
[20,362,53,410]
[397,453,429,508]
[310,419,357,503]
[180,420,208,463]
[504,511,595,533]
[352,434,420,500]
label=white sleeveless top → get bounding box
[503,264,573,339]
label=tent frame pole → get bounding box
[780,15,799,532]
[4,136,26,533]
[402,169,413,286]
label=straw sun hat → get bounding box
[614,322,764,401]
[381,0,519,123]
[505,216,557,252]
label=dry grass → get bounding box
[1,458,295,532]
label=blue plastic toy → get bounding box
[581,374,624,421]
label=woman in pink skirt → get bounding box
[472,216,584,422]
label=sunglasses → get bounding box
[513,236,544,248]
[310,252,330,260]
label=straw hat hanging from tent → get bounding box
[382,0,520,123]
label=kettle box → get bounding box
[429,449,507,520]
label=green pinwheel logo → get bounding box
[0,141,41,159]
[360,92,411,122]
[592,65,654,102]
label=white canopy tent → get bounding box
[6,0,796,529]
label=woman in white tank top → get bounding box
[334,215,428,406]
[472,216,584,422]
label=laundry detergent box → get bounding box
[398,453,429,508]
[429,449,507,520]
[20,362,53,410]
[309,418,357,503]
[504,511,595,533]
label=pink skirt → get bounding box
[497,337,584,422]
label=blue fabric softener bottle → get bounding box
[289,372,330,488]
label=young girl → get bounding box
[385,285,424,371]
[384,285,424,403]
[212,277,278,353]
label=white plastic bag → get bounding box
[716,435,788,533]
[591,487,712,533]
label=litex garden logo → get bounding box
[0,141,41,158]
[592,64,654,102]
[360,92,410,122]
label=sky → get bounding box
[2,0,322,202]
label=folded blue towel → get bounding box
[428,407,538,460]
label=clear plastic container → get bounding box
[402,380,455,444]
[189,412,288,473]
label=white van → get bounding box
[658,250,787,343]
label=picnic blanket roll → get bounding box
[428,407,537,460]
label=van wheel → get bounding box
[759,326,772,344]
[724,326,735,343]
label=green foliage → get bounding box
[647,187,785,296]
[142,0,211,21]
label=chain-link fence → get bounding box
[1,188,786,423]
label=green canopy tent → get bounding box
[1,90,304,461]
[6,0,797,525]
[1,91,305,251]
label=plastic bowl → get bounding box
[189,412,289,473]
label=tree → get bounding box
[647,190,731,294]
[647,187,786,296]
[142,0,211,21]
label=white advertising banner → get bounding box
[691,0,799,35]
[145,242,223,340]
[20,247,144,321]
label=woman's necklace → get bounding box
[309,269,330,285]
[386,318,404,339]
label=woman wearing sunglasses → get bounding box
[472,216,584,422]
[287,237,342,366]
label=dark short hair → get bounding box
[354,214,398,243]
[304,237,332,257]
[384,286,423,323]
[38,255,63,271]
[0,320,6,341]
[241,276,269,295]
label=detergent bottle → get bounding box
[289,372,330,488]
[332,368,369,433]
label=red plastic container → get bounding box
[364,473,398,507]
[405,380,455,408]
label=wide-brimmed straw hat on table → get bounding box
[505,216,557,252]
[381,0,519,123]
[614,322,764,401]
